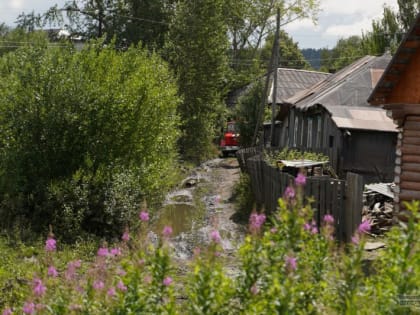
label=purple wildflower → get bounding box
[162,226,173,238]
[122,231,130,242]
[110,248,121,256]
[33,279,46,296]
[250,283,259,295]
[210,230,221,243]
[323,214,334,224]
[116,268,127,276]
[163,276,173,286]
[358,220,371,234]
[2,308,13,315]
[284,186,295,199]
[351,235,360,245]
[22,302,35,315]
[285,255,297,271]
[93,280,105,290]
[45,237,56,252]
[47,266,58,278]
[311,226,318,234]
[97,247,109,257]
[65,260,81,281]
[107,287,116,297]
[295,173,306,186]
[139,211,149,222]
[249,213,266,232]
[117,280,127,292]
[270,227,278,234]
[303,222,311,231]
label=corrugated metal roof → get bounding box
[365,183,395,199]
[268,68,330,103]
[284,55,397,132]
[325,105,398,132]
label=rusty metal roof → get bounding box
[268,68,330,103]
[368,12,420,105]
[283,55,397,132]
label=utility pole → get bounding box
[268,8,281,147]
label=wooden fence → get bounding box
[237,149,363,242]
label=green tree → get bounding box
[261,30,311,70]
[167,0,230,163]
[320,36,364,72]
[16,0,175,50]
[0,40,180,240]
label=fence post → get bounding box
[344,172,364,242]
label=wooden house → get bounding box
[264,68,330,145]
[272,55,398,183]
[368,13,420,214]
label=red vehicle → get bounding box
[220,121,240,157]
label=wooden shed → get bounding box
[273,55,398,183]
[368,12,420,214]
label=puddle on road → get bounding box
[154,203,204,237]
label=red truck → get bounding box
[220,121,240,157]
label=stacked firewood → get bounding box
[362,190,394,235]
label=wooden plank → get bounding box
[401,144,420,155]
[399,190,420,201]
[401,171,420,182]
[404,121,420,131]
[406,115,420,122]
[400,181,420,191]
[402,155,420,164]
[331,180,338,226]
[401,163,420,173]
[404,129,420,138]
[345,173,363,242]
[312,178,321,226]
[402,136,420,146]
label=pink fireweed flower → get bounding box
[116,268,127,276]
[295,173,306,186]
[107,287,116,297]
[303,222,311,231]
[97,247,109,257]
[311,226,318,234]
[45,237,56,252]
[2,308,13,315]
[139,211,149,222]
[93,280,105,290]
[358,220,371,234]
[270,227,278,234]
[163,276,173,286]
[285,255,297,271]
[32,278,46,296]
[110,248,121,256]
[284,186,295,199]
[117,280,127,292]
[122,230,130,242]
[323,214,334,224]
[47,266,58,278]
[22,302,35,315]
[250,283,259,295]
[65,260,82,281]
[351,235,360,245]
[210,230,221,243]
[249,213,266,232]
[162,226,173,238]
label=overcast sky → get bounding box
[1,0,399,49]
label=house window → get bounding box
[307,118,313,148]
[293,116,299,147]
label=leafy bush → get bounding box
[264,148,329,167]
[0,40,180,240]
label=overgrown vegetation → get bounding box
[264,148,329,167]
[1,178,419,314]
[0,40,180,241]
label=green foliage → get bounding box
[1,189,420,314]
[234,80,264,147]
[0,40,180,240]
[320,36,365,72]
[264,148,329,167]
[232,173,255,221]
[167,0,230,163]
